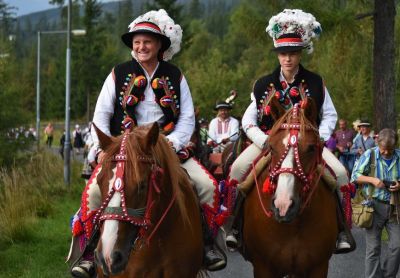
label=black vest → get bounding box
[110,59,182,136]
[253,64,325,131]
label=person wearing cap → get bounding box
[68,9,226,277]
[351,128,400,278]
[207,100,240,153]
[225,9,354,254]
[350,118,375,159]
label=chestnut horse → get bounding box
[242,100,337,277]
[93,123,203,277]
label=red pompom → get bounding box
[215,211,229,226]
[160,95,173,107]
[264,105,271,115]
[289,87,299,97]
[125,95,138,106]
[72,219,84,236]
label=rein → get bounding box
[93,129,176,244]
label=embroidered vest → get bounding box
[253,65,324,131]
[110,59,182,136]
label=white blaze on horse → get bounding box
[92,123,204,277]
[242,99,338,278]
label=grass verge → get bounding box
[0,151,84,278]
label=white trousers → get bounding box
[181,157,217,207]
[229,143,349,187]
[84,157,218,218]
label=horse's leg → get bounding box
[307,260,329,278]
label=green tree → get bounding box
[145,0,183,23]
[0,1,33,166]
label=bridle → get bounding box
[267,104,322,196]
[93,128,175,244]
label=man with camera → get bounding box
[351,128,400,278]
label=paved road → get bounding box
[210,227,400,277]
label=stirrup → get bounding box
[333,232,355,254]
[71,260,95,278]
[226,233,238,251]
[205,249,227,271]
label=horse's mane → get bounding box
[99,125,191,226]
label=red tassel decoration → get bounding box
[262,177,271,193]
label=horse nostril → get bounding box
[112,250,123,264]
[110,250,128,274]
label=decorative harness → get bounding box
[256,104,324,218]
[93,127,176,245]
[267,105,322,195]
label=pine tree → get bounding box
[145,0,183,23]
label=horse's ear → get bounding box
[270,97,287,121]
[92,123,112,150]
[302,97,318,125]
[145,122,159,149]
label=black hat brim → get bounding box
[121,30,171,52]
[271,45,305,53]
[214,105,232,111]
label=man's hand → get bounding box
[372,177,385,189]
[388,181,400,192]
[262,138,269,150]
[221,138,229,144]
[207,141,217,148]
[337,146,344,153]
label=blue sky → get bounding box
[5,0,119,16]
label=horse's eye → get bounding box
[137,181,147,191]
[306,145,315,153]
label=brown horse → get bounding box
[242,100,337,277]
[93,123,203,277]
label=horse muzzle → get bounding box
[95,248,130,276]
[271,196,300,223]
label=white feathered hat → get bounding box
[266,9,322,54]
[121,9,182,61]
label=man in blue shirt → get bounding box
[350,118,375,160]
[351,128,400,278]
